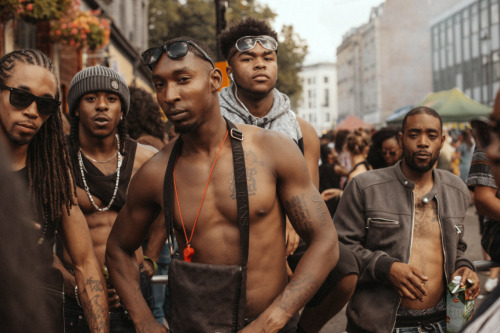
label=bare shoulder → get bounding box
[296,115,318,139]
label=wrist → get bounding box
[143,255,158,275]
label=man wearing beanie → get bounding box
[55,65,158,332]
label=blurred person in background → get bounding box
[127,85,167,151]
[0,141,50,332]
[467,118,500,293]
[334,129,351,188]
[436,129,455,173]
[461,92,500,333]
[318,143,348,218]
[367,126,402,169]
[456,128,475,182]
[344,128,373,186]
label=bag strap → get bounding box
[163,117,249,266]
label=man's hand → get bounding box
[321,188,342,202]
[107,288,122,310]
[451,267,481,300]
[389,262,428,301]
[143,259,155,278]
[285,219,299,256]
[136,320,168,333]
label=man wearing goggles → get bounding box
[218,17,357,333]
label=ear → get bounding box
[74,109,79,117]
[210,68,223,92]
[398,131,403,148]
[226,66,232,80]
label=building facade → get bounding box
[336,0,433,125]
[0,0,152,116]
[431,0,500,107]
[297,62,338,135]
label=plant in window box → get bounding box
[50,9,110,50]
[0,0,71,23]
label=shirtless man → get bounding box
[218,19,358,332]
[57,66,156,332]
[105,37,338,333]
[334,107,480,333]
[0,49,109,332]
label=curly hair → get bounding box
[127,85,166,141]
[218,17,278,62]
[0,49,75,224]
[367,126,401,169]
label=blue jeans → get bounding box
[392,319,446,333]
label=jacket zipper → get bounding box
[436,197,449,284]
[390,190,415,332]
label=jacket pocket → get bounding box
[366,217,400,229]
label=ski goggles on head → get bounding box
[228,35,278,61]
[142,40,215,70]
[0,83,60,116]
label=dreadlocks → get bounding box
[0,49,76,223]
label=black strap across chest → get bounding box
[163,118,249,266]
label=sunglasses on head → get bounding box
[470,117,499,149]
[142,40,215,70]
[228,35,278,61]
[0,83,60,116]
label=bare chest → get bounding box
[413,198,441,238]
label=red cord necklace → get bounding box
[173,130,229,262]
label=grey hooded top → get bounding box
[219,83,303,152]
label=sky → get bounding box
[260,0,385,65]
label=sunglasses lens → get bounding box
[236,38,257,52]
[10,89,34,109]
[37,97,60,116]
[167,42,189,59]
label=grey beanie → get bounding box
[67,66,130,116]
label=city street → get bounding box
[320,205,490,333]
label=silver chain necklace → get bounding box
[77,134,122,212]
[79,148,118,163]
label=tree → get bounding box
[147,0,308,106]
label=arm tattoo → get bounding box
[285,194,313,234]
[311,193,329,226]
[229,149,262,199]
[279,273,317,312]
[82,277,106,332]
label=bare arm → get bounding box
[143,213,167,277]
[106,159,167,333]
[242,133,338,332]
[474,185,500,220]
[296,116,320,189]
[62,203,109,332]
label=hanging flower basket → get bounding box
[0,0,71,23]
[50,9,110,50]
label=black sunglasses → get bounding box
[470,117,499,148]
[382,150,398,157]
[142,40,215,70]
[0,83,60,116]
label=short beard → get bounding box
[0,119,32,146]
[403,149,440,173]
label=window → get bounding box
[324,89,329,107]
[324,76,328,83]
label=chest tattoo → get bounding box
[228,149,263,200]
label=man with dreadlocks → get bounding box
[0,49,109,332]
[54,66,157,332]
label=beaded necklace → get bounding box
[77,134,122,212]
